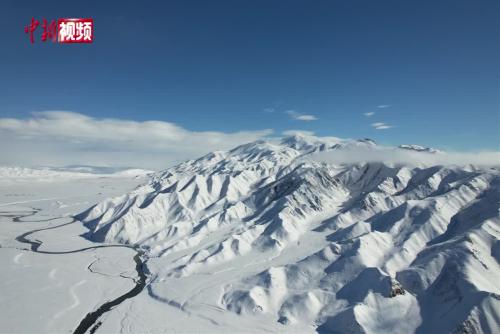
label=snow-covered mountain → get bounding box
[0,166,153,180]
[78,135,500,333]
[398,144,442,154]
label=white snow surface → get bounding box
[75,135,500,333]
[0,173,150,333]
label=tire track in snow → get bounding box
[13,252,23,264]
[52,280,87,320]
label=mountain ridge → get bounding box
[77,135,500,333]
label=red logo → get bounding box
[24,17,93,44]
[58,18,93,43]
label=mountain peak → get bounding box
[398,144,441,154]
[357,138,376,145]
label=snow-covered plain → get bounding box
[0,169,150,333]
[1,136,499,333]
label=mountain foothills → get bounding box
[78,135,500,333]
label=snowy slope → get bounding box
[78,135,500,333]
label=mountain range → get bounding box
[78,135,500,333]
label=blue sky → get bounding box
[0,0,498,167]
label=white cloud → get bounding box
[364,112,375,117]
[296,115,318,121]
[285,110,318,121]
[308,146,500,167]
[0,111,273,169]
[282,130,316,137]
[263,108,275,113]
[371,122,393,130]
[377,105,390,109]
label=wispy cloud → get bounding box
[263,108,275,113]
[0,111,273,169]
[377,105,390,109]
[285,110,318,121]
[282,130,315,137]
[371,122,393,130]
[364,112,375,117]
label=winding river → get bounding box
[2,209,149,334]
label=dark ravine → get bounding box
[73,250,147,334]
[3,210,149,334]
[15,218,76,252]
